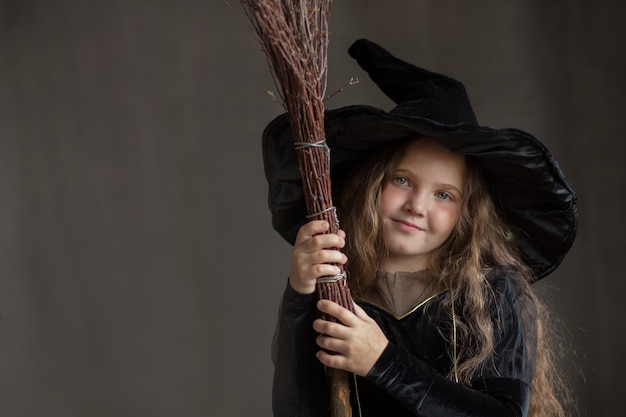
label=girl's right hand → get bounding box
[289,220,347,294]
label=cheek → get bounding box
[380,187,399,214]
[429,205,461,232]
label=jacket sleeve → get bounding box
[365,273,534,417]
[271,282,331,417]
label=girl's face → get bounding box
[379,138,465,272]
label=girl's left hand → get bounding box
[313,300,389,377]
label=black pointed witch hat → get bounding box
[262,39,578,280]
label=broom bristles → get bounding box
[240,0,345,272]
[240,1,354,416]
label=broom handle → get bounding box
[331,368,352,417]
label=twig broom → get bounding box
[239,1,354,415]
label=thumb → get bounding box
[352,302,371,320]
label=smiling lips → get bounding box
[392,219,424,232]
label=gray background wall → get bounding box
[0,1,624,416]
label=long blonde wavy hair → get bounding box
[339,137,573,417]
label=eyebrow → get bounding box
[434,182,463,196]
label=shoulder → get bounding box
[483,265,536,337]
[484,265,529,302]
[482,266,530,329]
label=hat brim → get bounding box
[262,104,578,281]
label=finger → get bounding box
[296,234,345,258]
[352,302,372,321]
[309,233,346,252]
[296,223,346,250]
[315,333,345,353]
[316,350,348,372]
[295,220,329,244]
[337,229,346,240]
[317,300,357,326]
[312,318,348,339]
[310,248,347,266]
[309,263,344,280]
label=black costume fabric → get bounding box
[272,267,535,417]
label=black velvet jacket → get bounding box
[272,267,535,417]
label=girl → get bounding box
[264,40,578,417]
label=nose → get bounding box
[403,191,426,216]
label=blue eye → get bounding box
[435,191,451,200]
[394,176,409,186]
